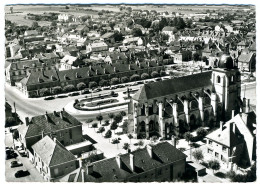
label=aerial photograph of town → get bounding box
[4,2,257,183]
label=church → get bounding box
[128,52,250,139]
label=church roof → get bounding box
[132,71,212,101]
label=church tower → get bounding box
[211,44,241,121]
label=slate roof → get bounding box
[32,135,76,167]
[101,32,114,39]
[162,26,177,32]
[133,71,212,101]
[20,69,59,86]
[206,112,255,148]
[238,52,254,63]
[206,124,243,148]
[18,110,81,138]
[8,59,56,71]
[60,142,186,182]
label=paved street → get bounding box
[5,81,256,123]
[5,132,45,182]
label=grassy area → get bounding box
[85,99,119,107]
[5,14,51,26]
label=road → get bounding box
[5,81,256,123]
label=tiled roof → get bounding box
[32,135,76,167]
[60,142,186,182]
[133,71,212,101]
[19,110,81,138]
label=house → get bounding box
[60,55,83,71]
[24,30,38,36]
[214,25,224,32]
[123,37,143,46]
[237,51,256,72]
[60,141,186,182]
[32,136,78,181]
[17,109,83,152]
[206,111,256,168]
[101,32,115,44]
[162,27,177,43]
[104,52,128,64]
[5,59,57,86]
[237,41,247,51]
[58,14,73,22]
[86,42,108,53]
[75,25,89,34]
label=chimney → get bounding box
[232,123,236,134]
[232,110,235,118]
[103,68,106,74]
[129,154,134,172]
[147,61,150,67]
[128,64,131,70]
[81,168,85,183]
[241,113,248,125]
[220,121,224,131]
[114,66,116,73]
[147,145,153,158]
[41,131,44,139]
[25,117,30,126]
[45,111,48,121]
[87,71,90,77]
[86,165,94,175]
[53,137,57,143]
[96,69,98,75]
[60,111,63,120]
[116,154,122,169]
[171,135,176,148]
[75,72,78,78]
[242,98,250,113]
[89,65,92,71]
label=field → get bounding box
[5,4,253,27]
[5,14,51,27]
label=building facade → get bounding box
[206,111,256,168]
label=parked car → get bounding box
[10,161,23,168]
[15,170,30,178]
[81,88,90,94]
[117,84,125,88]
[155,78,162,81]
[69,92,80,97]
[102,87,110,90]
[6,152,18,160]
[93,88,102,93]
[18,150,27,157]
[136,81,143,85]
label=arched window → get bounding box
[217,76,221,83]
[231,75,234,83]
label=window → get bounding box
[217,76,221,83]
[209,140,213,145]
[54,168,59,175]
[215,152,219,158]
[208,149,213,154]
[69,129,72,139]
[222,146,227,152]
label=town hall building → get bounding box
[128,53,247,139]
